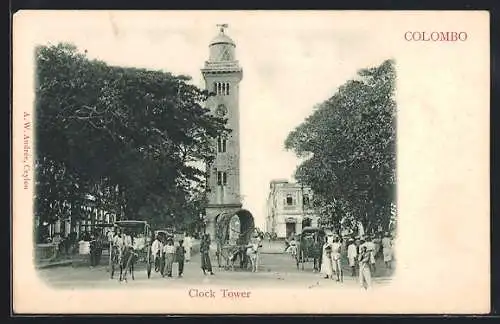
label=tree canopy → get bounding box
[35,43,228,232]
[285,59,397,234]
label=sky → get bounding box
[20,11,395,228]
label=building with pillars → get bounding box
[202,25,244,238]
[265,179,319,239]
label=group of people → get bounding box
[320,232,395,289]
[150,233,190,278]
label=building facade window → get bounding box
[217,137,227,153]
[286,194,293,206]
[217,171,228,186]
[213,82,230,95]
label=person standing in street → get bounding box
[320,236,333,279]
[200,234,214,275]
[358,246,372,290]
[382,232,393,269]
[347,238,358,277]
[184,234,192,263]
[175,240,186,277]
[163,238,176,277]
[331,235,343,282]
[151,233,164,273]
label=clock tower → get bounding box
[202,25,243,238]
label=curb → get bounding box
[36,260,73,269]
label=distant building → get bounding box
[265,179,318,239]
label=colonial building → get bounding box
[35,196,118,242]
[202,25,244,238]
[265,179,319,239]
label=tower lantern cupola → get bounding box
[208,24,236,62]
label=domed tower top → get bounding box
[208,24,237,62]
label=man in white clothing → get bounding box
[184,234,192,262]
[382,232,393,269]
[330,236,342,282]
[347,238,357,277]
[151,234,164,272]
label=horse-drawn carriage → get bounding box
[215,210,256,271]
[296,227,326,271]
[109,220,152,281]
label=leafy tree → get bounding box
[35,43,228,234]
[285,59,396,234]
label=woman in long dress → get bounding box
[320,236,333,279]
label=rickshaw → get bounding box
[296,226,326,271]
[109,220,152,280]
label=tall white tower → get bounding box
[202,24,243,238]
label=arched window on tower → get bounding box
[213,82,218,94]
[226,83,230,95]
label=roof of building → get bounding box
[209,33,236,47]
[270,179,289,184]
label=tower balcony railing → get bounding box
[202,61,242,72]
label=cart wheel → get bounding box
[109,248,114,279]
[146,249,152,279]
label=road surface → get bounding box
[37,241,394,289]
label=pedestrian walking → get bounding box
[358,246,372,290]
[331,235,343,282]
[365,235,377,273]
[151,234,164,273]
[175,240,186,277]
[382,232,393,269]
[286,236,297,258]
[347,238,358,277]
[163,239,175,277]
[184,234,192,262]
[320,236,333,279]
[246,242,259,272]
[200,234,214,275]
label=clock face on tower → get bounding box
[216,104,227,117]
